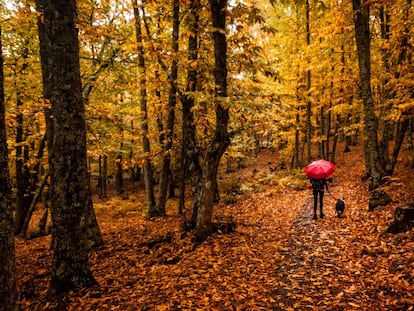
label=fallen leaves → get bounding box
[15,146,414,310]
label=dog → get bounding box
[335,198,345,218]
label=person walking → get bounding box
[310,178,328,220]
[305,159,335,220]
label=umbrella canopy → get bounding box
[305,159,335,179]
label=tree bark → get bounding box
[195,0,230,242]
[305,0,312,164]
[116,131,124,195]
[180,0,203,225]
[0,25,19,311]
[156,0,180,216]
[35,0,98,295]
[13,46,36,235]
[132,1,156,218]
[387,0,412,175]
[98,154,108,199]
[352,0,386,190]
[20,171,50,237]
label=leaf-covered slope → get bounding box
[16,143,414,310]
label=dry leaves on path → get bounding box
[16,146,414,310]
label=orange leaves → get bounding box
[15,146,414,310]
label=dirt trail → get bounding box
[271,196,359,310]
[269,184,413,311]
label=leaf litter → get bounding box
[16,143,414,310]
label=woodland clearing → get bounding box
[16,141,414,311]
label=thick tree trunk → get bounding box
[195,0,230,242]
[36,0,98,295]
[352,0,386,190]
[0,26,18,311]
[133,1,156,217]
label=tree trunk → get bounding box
[292,112,300,169]
[179,0,202,225]
[13,46,35,235]
[305,0,312,164]
[318,107,324,158]
[386,0,412,175]
[35,0,98,295]
[388,119,409,174]
[195,0,230,242]
[377,6,392,173]
[329,115,340,163]
[116,148,123,195]
[98,154,107,199]
[156,0,180,216]
[132,1,156,218]
[352,0,386,190]
[325,83,333,160]
[0,25,18,311]
[20,171,50,237]
[407,119,412,149]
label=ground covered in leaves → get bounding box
[16,142,414,310]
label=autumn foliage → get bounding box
[16,142,414,310]
[2,0,413,309]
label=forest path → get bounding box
[16,147,414,310]
[270,195,363,310]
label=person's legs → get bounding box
[313,190,318,220]
[319,190,324,218]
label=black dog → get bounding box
[335,198,345,218]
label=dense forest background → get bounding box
[0,0,413,309]
[2,0,413,193]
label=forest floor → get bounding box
[16,141,414,311]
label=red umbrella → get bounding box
[305,159,335,179]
